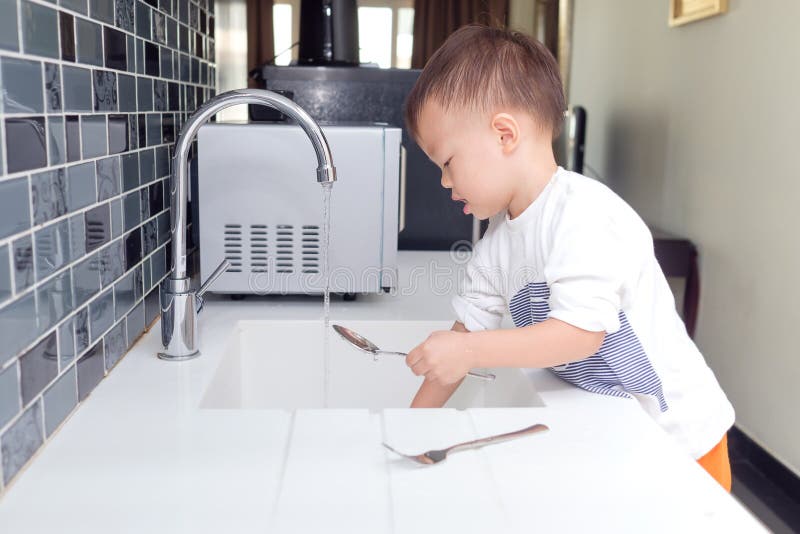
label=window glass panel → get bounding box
[396,7,413,68]
[273,4,293,66]
[358,7,392,68]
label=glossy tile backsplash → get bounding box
[0,0,216,492]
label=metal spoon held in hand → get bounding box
[332,324,496,381]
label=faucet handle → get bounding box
[195,259,231,313]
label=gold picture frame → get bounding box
[669,0,728,27]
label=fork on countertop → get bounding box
[383,423,549,465]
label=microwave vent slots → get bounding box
[249,224,268,272]
[274,224,294,273]
[301,225,321,274]
[222,223,325,276]
[223,224,243,273]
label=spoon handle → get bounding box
[446,423,549,455]
[376,350,409,358]
[466,370,496,380]
[376,350,496,381]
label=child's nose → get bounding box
[441,173,453,189]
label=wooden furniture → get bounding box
[651,228,700,338]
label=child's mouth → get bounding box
[453,196,470,215]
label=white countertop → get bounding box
[0,252,764,533]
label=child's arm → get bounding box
[409,321,469,408]
[406,318,605,391]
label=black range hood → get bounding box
[298,0,360,66]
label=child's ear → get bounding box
[490,113,520,154]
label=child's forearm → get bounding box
[410,377,464,407]
[465,318,605,369]
[410,320,468,408]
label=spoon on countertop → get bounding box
[331,324,496,381]
[383,423,549,465]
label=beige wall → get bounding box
[570,0,800,473]
[509,0,536,34]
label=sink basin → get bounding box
[200,320,545,410]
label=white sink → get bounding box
[200,320,545,410]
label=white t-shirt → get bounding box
[452,167,734,459]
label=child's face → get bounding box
[415,101,517,221]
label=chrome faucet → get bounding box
[158,88,337,360]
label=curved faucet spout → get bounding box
[158,88,336,360]
[171,88,336,281]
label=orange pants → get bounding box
[697,434,731,492]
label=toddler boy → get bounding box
[403,25,734,491]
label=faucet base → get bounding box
[159,281,200,360]
[157,350,200,361]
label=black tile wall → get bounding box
[104,27,128,71]
[116,0,135,33]
[34,219,71,280]
[104,320,127,370]
[68,214,85,260]
[111,198,124,238]
[81,115,107,158]
[62,66,92,112]
[48,117,67,166]
[37,270,73,332]
[76,18,103,66]
[76,341,103,401]
[118,75,137,112]
[144,41,160,76]
[12,235,34,292]
[89,288,113,341]
[43,366,77,437]
[0,246,10,304]
[136,113,147,148]
[0,3,19,52]
[96,156,121,201]
[93,70,118,111]
[6,117,48,173]
[62,0,88,16]
[0,0,215,493]
[0,362,20,429]
[99,240,124,286]
[44,64,62,113]
[84,203,111,252]
[108,114,129,153]
[74,307,89,354]
[0,178,32,240]
[58,316,77,369]
[125,229,143,269]
[66,162,96,211]
[21,1,60,60]
[129,114,141,150]
[0,401,43,486]
[60,12,76,62]
[65,116,81,162]
[121,153,139,191]
[32,169,67,225]
[90,0,115,25]
[19,333,58,407]
[1,57,44,113]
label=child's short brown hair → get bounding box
[404,24,566,139]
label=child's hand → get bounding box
[406,330,474,385]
